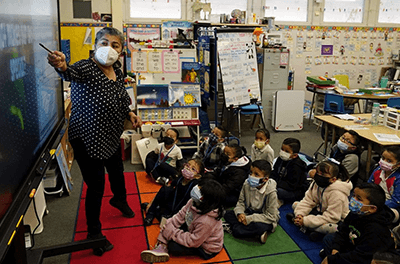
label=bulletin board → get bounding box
[60,23,110,64]
[276,26,400,101]
[216,30,261,107]
[131,48,197,85]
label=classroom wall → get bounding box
[59,0,400,101]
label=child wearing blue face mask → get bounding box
[320,183,396,264]
[141,178,225,263]
[270,138,308,206]
[223,160,279,244]
[286,160,352,241]
[368,146,400,224]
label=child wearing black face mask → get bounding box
[208,143,251,208]
[286,160,352,241]
[320,183,396,264]
[145,128,183,185]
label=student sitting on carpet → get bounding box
[368,146,400,224]
[250,128,274,167]
[140,178,225,263]
[145,128,183,185]
[270,138,307,206]
[320,183,396,264]
[141,158,204,226]
[192,126,228,171]
[286,160,352,241]
[208,143,251,208]
[224,160,280,244]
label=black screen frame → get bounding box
[0,0,65,261]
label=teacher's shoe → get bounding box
[87,233,114,256]
[109,198,135,218]
[141,243,170,263]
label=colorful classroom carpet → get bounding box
[70,171,324,264]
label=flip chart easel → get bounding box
[216,28,261,108]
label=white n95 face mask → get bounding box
[95,46,119,66]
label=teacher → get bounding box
[47,27,142,256]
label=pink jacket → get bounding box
[158,199,223,254]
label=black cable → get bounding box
[29,195,42,249]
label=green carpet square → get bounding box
[232,251,313,264]
[223,226,300,260]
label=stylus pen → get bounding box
[39,43,53,54]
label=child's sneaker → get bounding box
[156,177,169,186]
[222,222,232,234]
[260,231,268,244]
[141,243,170,263]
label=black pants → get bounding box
[224,210,273,238]
[146,185,175,220]
[145,151,178,180]
[167,224,218,260]
[71,138,127,235]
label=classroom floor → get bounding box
[67,171,323,264]
[34,119,345,264]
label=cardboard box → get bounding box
[131,133,143,165]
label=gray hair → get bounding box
[95,27,124,47]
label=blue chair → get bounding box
[324,93,354,114]
[323,93,346,114]
[235,103,266,137]
[387,97,400,109]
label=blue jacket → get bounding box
[368,167,400,208]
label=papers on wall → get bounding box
[131,50,148,73]
[126,26,161,52]
[162,50,180,73]
[373,133,400,143]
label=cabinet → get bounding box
[261,48,290,125]
[60,99,73,169]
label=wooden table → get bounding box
[315,114,400,176]
[306,85,400,124]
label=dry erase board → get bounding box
[217,32,261,107]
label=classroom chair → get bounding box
[234,103,266,138]
[387,97,400,109]
[323,93,347,114]
[334,74,361,113]
[324,93,355,114]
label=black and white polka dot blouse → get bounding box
[58,59,131,159]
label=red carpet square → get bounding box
[75,195,142,232]
[136,171,162,193]
[145,223,231,264]
[81,172,138,198]
[71,226,148,264]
